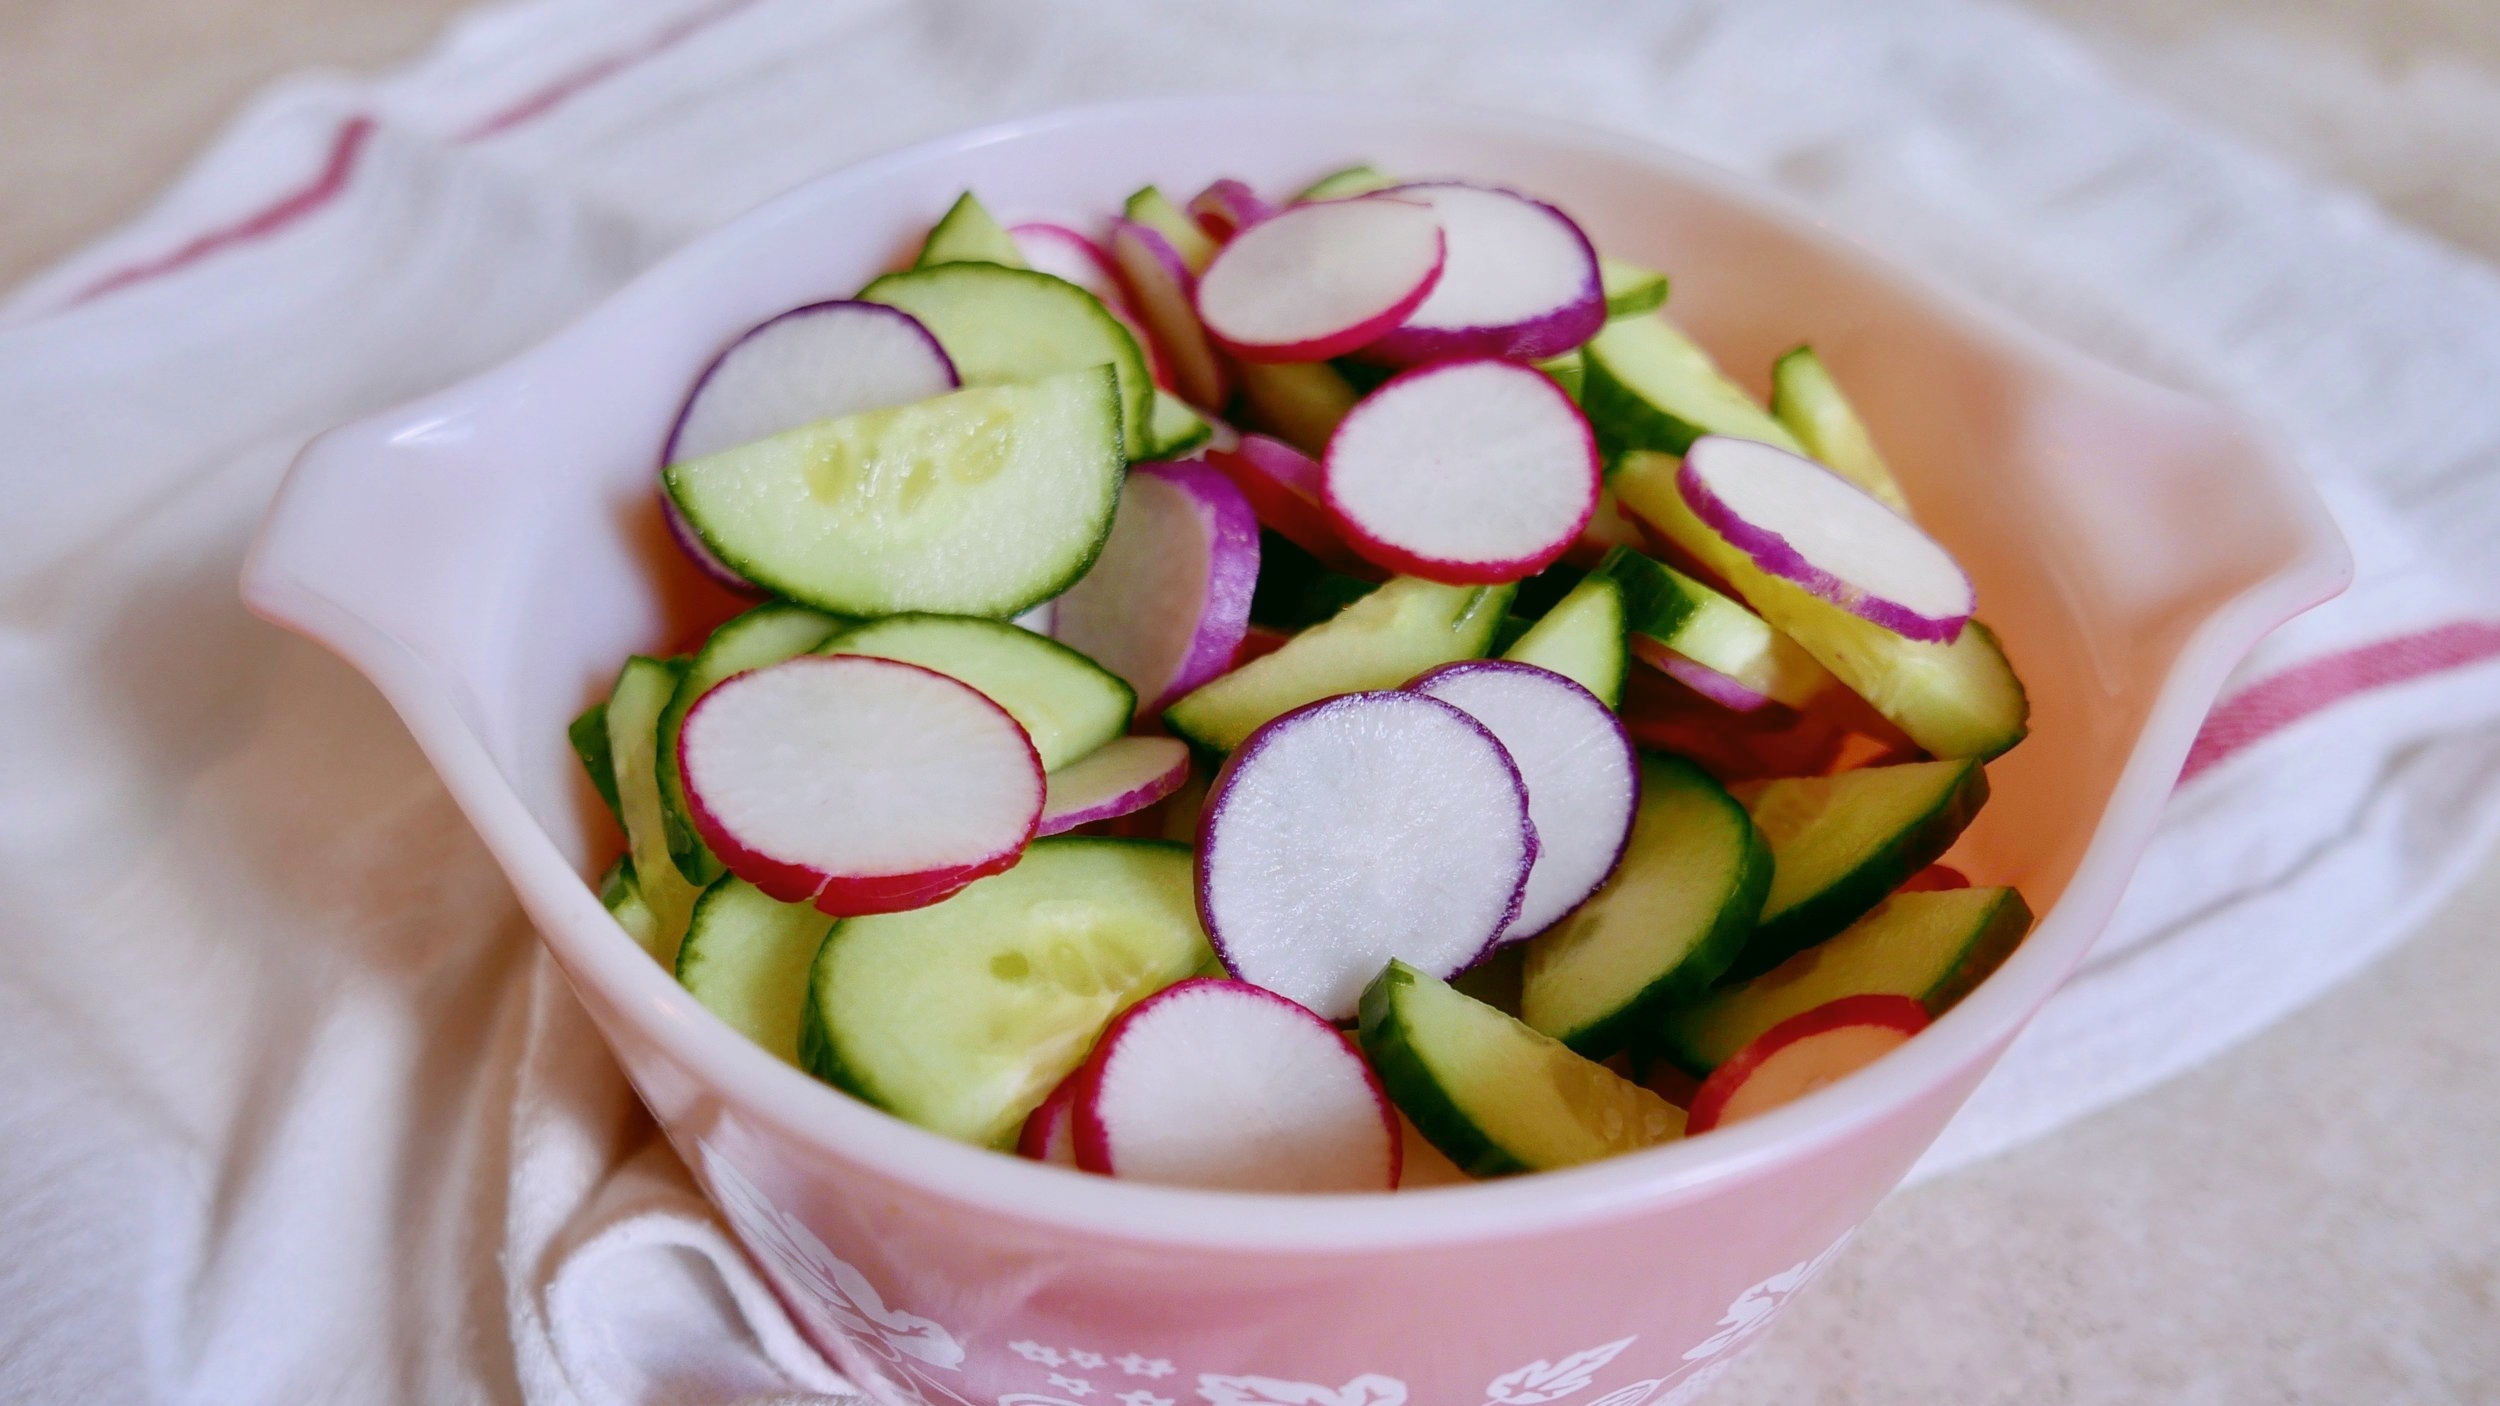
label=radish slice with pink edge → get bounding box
[1109,219,1232,409]
[1017,1070,1083,1165]
[1630,634,1784,715]
[678,655,1042,917]
[1072,978,1400,1192]
[1684,993,1930,1134]
[1362,182,1604,365]
[1187,178,1276,241]
[661,301,959,589]
[1408,660,1640,945]
[1323,358,1600,584]
[1678,436,1977,643]
[1198,690,1535,1022]
[1052,460,1261,712]
[1194,197,1445,363]
[1205,435,1376,577]
[1037,737,1192,837]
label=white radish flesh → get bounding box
[1198,691,1535,1021]
[1323,358,1599,583]
[1037,737,1192,837]
[1073,979,1399,1192]
[1678,436,1975,643]
[678,656,1041,916]
[1363,182,1603,365]
[1006,222,1125,305]
[1408,661,1640,943]
[1052,460,1261,711]
[1194,197,1445,363]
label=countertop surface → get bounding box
[5,1,2493,1401]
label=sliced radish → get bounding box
[1630,635,1783,715]
[1205,435,1374,576]
[1037,737,1192,837]
[1684,993,1929,1133]
[1052,460,1260,711]
[1678,436,1976,643]
[678,655,1042,916]
[1408,661,1639,943]
[1362,182,1603,365]
[1323,359,1599,584]
[1899,863,1971,892]
[1108,219,1232,410]
[1198,691,1535,1021]
[1072,979,1399,1192]
[660,300,960,589]
[1017,1071,1083,1165]
[1187,178,1276,241]
[1194,197,1445,363]
[1006,222,1124,304]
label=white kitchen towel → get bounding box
[3,0,2496,1402]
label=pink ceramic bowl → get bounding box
[242,95,2347,1406]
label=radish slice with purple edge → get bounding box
[1037,737,1192,837]
[1679,435,1976,643]
[1408,661,1639,944]
[1072,979,1399,1191]
[1205,435,1374,577]
[661,301,959,587]
[1053,460,1260,711]
[1323,358,1600,584]
[1630,636,1784,715]
[1198,691,1535,1021]
[1187,178,1275,241]
[1361,182,1604,365]
[1683,993,1930,1134]
[1194,197,1445,363]
[1108,219,1232,410]
[678,655,1042,916]
[1017,1071,1083,1165]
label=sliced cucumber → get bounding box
[1534,349,1586,401]
[801,837,1212,1147]
[1598,256,1670,319]
[1596,546,1835,710]
[1615,450,2029,759]
[1294,164,1399,201]
[1522,756,1770,1055]
[1654,886,2033,1073]
[1145,388,1212,459]
[1500,573,1627,708]
[569,701,620,825]
[598,856,664,960]
[658,602,850,885]
[1770,346,1910,514]
[1722,758,1990,982]
[677,875,835,1066]
[820,613,1135,770]
[1163,576,1515,752]
[1122,186,1218,273]
[1359,960,1686,1177]
[1236,359,1360,457]
[914,191,1025,270]
[666,367,1126,619]
[860,262,1154,459]
[1581,315,1803,458]
[605,655,698,960]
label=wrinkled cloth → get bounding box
[3,0,2496,1401]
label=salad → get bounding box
[569,166,2033,1193]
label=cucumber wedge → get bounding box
[914,191,1026,269]
[658,602,850,885]
[801,837,1213,1147]
[1145,388,1213,459]
[1122,186,1219,273]
[1163,576,1514,752]
[1534,349,1586,401]
[569,701,620,825]
[1236,359,1361,457]
[605,655,698,960]
[1597,546,1836,710]
[1522,756,1770,1055]
[861,262,1154,458]
[1655,886,2033,1073]
[1359,960,1686,1177]
[821,613,1135,770]
[677,875,835,1065]
[1722,758,1989,983]
[598,856,664,960]
[666,367,1126,619]
[1770,346,1910,514]
[1598,256,1670,319]
[1581,315,1804,458]
[1294,164,1399,202]
[1615,450,2029,758]
[1500,573,1627,708]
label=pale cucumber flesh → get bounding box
[915,190,1026,269]
[861,262,1153,458]
[606,655,698,962]
[1581,315,1803,458]
[1500,573,1627,708]
[677,875,835,1065]
[1770,345,1910,513]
